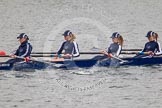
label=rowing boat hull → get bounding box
[122,56,162,66]
[0,61,48,71]
[50,56,162,68]
[0,56,162,71]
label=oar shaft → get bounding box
[121,52,138,54]
[0,52,138,57]
[122,49,142,51]
[32,52,102,54]
[30,52,138,57]
[32,49,142,54]
[31,52,138,55]
[112,55,127,62]
[32,52,56,54]
[0,55,10,57]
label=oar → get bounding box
[121,52,138,54]
[111,55,129,63]
[94,49,128,64]
[0,55,53,66]
[122,49,142,51]
[0,51,139,58]
[91,48,142,51]
[0,52,48,63]
[31,46,142,55]
[31,51,139,55]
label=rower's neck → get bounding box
[21,41,28,44]
[149,40,155,42]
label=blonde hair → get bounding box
[69,33,76,42]
[118,36,124,47]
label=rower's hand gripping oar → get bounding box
[0,51,48,63]
[96,49,129,63]
[111,55,128,63]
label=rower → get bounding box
[137,31,162,57]
[99,32,124,66]
[101,32,123,57]
[6,33,32,64]
[52,30,80,61]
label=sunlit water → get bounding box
[0,0,162,108]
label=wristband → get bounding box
[51,54,54,57]
[58,54,62,58]
[139,52,144,55]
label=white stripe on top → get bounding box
[20,43,29,57]
[72,41,80,57]
[116,45,122,56]
[155,42,162,55]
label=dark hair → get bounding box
[118,36,124,47]
[154,33,158,42]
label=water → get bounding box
[1,66,162,108]
[0,0,162,108]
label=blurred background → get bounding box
[1,0,162,53]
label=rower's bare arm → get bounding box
[10,55,17,58]
[100,50,107,55]
[138,51,154,55]
[63,54,72,57]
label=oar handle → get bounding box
[32,49,142,54]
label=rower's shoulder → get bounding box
[109,43,115,46]
[156,41,161,45]
[154,41,160,46]
[145,41,155,45]
[62,41,67,44]
[72,41,79,45]
[72,41,77,43]
[27,42,32,46]
[110,43,120,47]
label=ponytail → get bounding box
[69,33,76,42]
[154,33,158,42]
[118,36,124,47]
